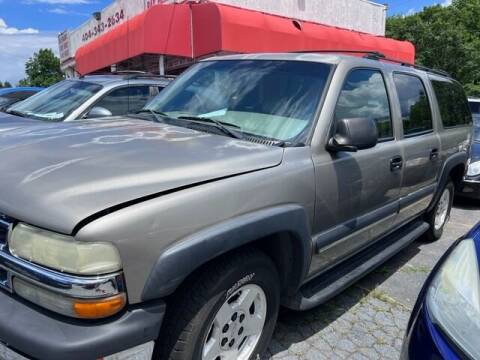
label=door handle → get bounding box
[390,156,403,172]
[430,148,439,161]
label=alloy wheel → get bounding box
[434,187,451,231]
[202,284,267,360]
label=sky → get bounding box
[0,0,452,85]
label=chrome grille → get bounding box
[0,215,14,291]
[0,215,12,247]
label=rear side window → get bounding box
[431,80,471,127]
[393,73,433,136]
[335,69,393,140]
[95,86,152,116]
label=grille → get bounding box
[0,215,12,246]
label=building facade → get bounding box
[59,0,407,77]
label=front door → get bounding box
[309,68,402,276]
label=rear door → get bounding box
[392,72,441,224]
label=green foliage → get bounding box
[3,81,12,88]
[386,0,480,96]
[19,49,64,87]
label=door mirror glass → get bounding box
[328,117,378,152]
[86,106,113,119]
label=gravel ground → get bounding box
[267,197,480,360]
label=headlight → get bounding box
[467,160,480,177]
[6,223,126,319]
[427,239,480,359]
[8,223,122,275]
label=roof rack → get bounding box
[122,73,176,80]
[81,71,176,80]
[364,52,451,77]
[291,49,386,58]
[290,49,451,77]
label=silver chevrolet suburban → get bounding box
[0,53,472,360]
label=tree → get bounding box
[19,49,64,87]
[3,81,12,88]
[386,0,480,96]
[0,82,3,88]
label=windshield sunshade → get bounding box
[145,60,331,142]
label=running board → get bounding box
[286,220,429,310]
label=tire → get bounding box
[423,180,454,242]
[155,248,281,360]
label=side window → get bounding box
[431,79,472,127]
[335,69,393,140]
[127,86,153,114]
[94,86,152,116]
[393,73,433,136]
[95,87,130,116]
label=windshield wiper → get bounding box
[134,109,169,123]
[177,116,243,139]
[6,109,26,118]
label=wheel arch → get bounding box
[427,151,467,213]
[141,205,313,302]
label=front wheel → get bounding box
[156,249,280,360]
[424,180,454,242]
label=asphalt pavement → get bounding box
[268,197,480,360]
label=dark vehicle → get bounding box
[0,53,471,360]
[402,222,480,360]
[2,73,173,123]
[458,98,480,198]
[0,87,43,111]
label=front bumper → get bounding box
[457,179,480,199]
[0,289,165,360]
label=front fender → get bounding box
[141,204,313,301]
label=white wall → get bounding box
[210,0,386,36]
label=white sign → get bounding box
[58,30,70,62]
[211,0,386,36]
[62,0,146,61]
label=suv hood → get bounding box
[0,118,284,234]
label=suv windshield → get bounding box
[8,80,102,121]
[145,60,331,142]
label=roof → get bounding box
[208,52,450,78]
[75,2,415,75]
[206,52,345,64]
[70,75,173,86]
[469,98,480,103]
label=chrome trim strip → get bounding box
[0,250,124,299]
[464,178,480,184]
[0,219,10,229]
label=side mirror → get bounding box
[86,106,113,119]
[327,117,378,152]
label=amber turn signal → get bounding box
[73,294,126,319]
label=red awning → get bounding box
[76,2,415,75]
[76,4,193,74]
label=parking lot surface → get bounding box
[267,198,480,360]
